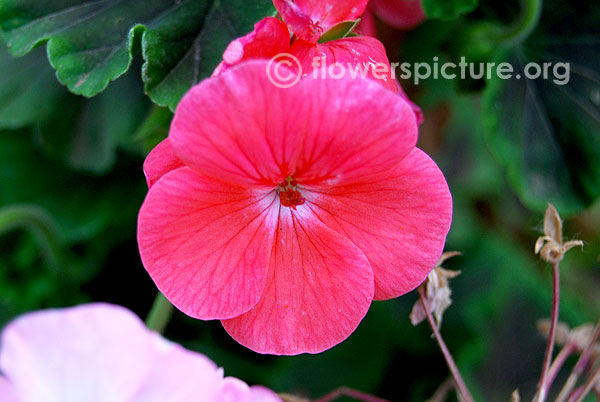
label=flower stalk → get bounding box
[556,322,600,402]
[314,386,391,402]
[572,364,600,402]
[535,261,561,402]
[533,203,584,402]
[547,343,576,387]
[418,286,475,402]
[146,292,175,334]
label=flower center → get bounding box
[278,177,305,210]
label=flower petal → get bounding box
[143,139,184,188]
[0,377,19,402]
[217,377,254,401]
[137,167,278,319]
[250,386,284,402]
[134,334,223,402]
[223,206,374,355]
[303,148,452,300]
[0,304,158,402]
[356,8,377,37]
[397,80,424,125]
[214,378,282,402]
[213,17,291,77]
[274,0,368,42]
[290,36,398,93]
[0,303,281,402]
[291,38,424,124]
[170,60,417,188]
[369,0,426,30]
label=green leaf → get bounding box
[142,0,275,109]
[0,0,275,109]
[482,41,600,214]
[422,0,478,20]
[318,19,360,44]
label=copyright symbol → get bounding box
[266,53,302,89]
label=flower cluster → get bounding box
[137,0,452,355]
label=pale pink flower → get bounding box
[138,60,452,355]
[0,303,280,402]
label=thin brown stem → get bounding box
[571,364,600,402]
[535,261,561,402]
[314,386,390,402]
[418,287,475,402]
[556,321,600,402]
[547,343,576,387]
[427,378,456,402]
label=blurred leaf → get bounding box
[0,0,275,109]
[423,0,478,20]
[0,128,146,320]
[132,105,172,153]
[0,130,145,242]
[482,39,600,215]
[0,42,150,173]
[0,204,64,268]
[0,230,90,326]
[36,66,150,173]
[0,45,63,128]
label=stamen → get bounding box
[278,177,305,210]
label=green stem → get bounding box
[0,204,64,268]
[493,0,543,47]
[145,292,175,334]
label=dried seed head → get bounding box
[538,320,600,355]
[537,319,570,345]
[410,252,462,328]
[534,203,583,264]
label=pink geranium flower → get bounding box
[212,17,290,77]
[138,60,452,355]
[0,303,281,402]
[273,0,368,43]
[212,14,423,123]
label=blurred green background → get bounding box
[0,0,598,401]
